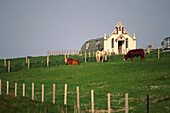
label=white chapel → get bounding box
[104,20,136,54]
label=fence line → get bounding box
[64,84,67,105]
[125,93,128,113]
[77,86,80,110]
[32,83,34,100]
[28,59,30,69]
[0,79,132,112]
[108,93,110,113]
[53,84,55,104]
[1,48,165,72]
[23,83,25,96]
[8,61,10,72]
[91,90,94,113]
[0,79,168,112]
[15,83,17,97]
[4,58,6,67]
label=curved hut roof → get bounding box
[80,37,104,52]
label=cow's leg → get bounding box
[96,55,97,62]
[96,53,99,63]
[140,55,144,61]
[143,55,145,61]
[102,57,103,63]
[140,56,142,61]
[130,57,133,61]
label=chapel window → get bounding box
[119,25,121,31]
[112,38,114,48]
[126,38,128,48]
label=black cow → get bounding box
[124,49,145,61]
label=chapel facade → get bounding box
[104,20,136,54]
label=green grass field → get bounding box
[0,50,170,113]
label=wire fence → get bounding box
[1,49,170,73]
[0,79,169,113]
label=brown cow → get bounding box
[124,49,145,61]
[65,58,80,65]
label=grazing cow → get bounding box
[124,49,145,61]
[96,50,107,63]
[65,58,80,65]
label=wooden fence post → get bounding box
[91,90,94,113]
[125,93,128,113]
[64,54,66,61]
[23,83,25,96]
[59,50,60,55]
[15,83,17,97]
[47,50,49,56]
[158,48,160,59]
[53,84,55,104]
[93,51,94,57]
[154,43,156,50]
[32,83,34,100]
[67,50,69,58]
[70,49,71,55]
[26,56,28,63]
[4,58,6,67]
[89,51,91,58]
[57,50,58,55]
[54,50,55,56]
[62,50,63,55]
[8,61,10,72]
[42,84,44,102]
[50,51,51,56]
[73,49,75,55]
[0,79,1,95]
[47,56,49,67]
[77,86,80,110]
[64,84,67,105]
[28,59,30,69]
[77,49,78,55]
[7,81,9,95]
[108,93,110,113]
[64,50,66,56]
[85,51,87,63]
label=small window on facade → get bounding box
[126,38,128,48]
[96,40,98,45]
[112,38,114,48]
[86,42,89,49]
[119,25,121,31]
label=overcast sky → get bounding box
[0,0,170,59]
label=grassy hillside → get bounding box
[0,50,170,113]
[0,94,73,113]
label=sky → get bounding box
[0,0,170,59]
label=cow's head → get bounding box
[103,50,107,55]
[124,55,128,61]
